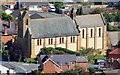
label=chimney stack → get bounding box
[4,26,8,35]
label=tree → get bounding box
[0,39,9,60]
[76,7,83,15]
[0,10,15,22]
[53,2,64,13]
[54,2,64,9]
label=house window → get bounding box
[91,29,93,37]
[99,28,101,37]
[26,19,28,25]
[82,29,85,38]
[48,38,53,45]
[72,61,74,64]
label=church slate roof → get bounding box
[11,9,21,18]
[30,13,45,19]
[29,16,79,38]
[75,14,105,28]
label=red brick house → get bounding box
[40,55,88,73]
[0,20,17,50]
[109,48,120,69]
[76,56,88,71]
[109,48,120,59]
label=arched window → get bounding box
[82,29,85,38]
[62,37,64,43]
[40,39,42,45]
[48,39,51,45]
[60,38,61,44]
[51,39,53,44]
[37,39,39,45]
[91,29,93,37]
[71,37,72,43]
[99,28,101,37]
[73,37,75,43]
[26,19,28,25]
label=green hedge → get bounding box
[24,58,37,63]
[55,47,80,56]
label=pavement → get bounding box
[1,61,39,74]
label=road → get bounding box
[2,61,39,74]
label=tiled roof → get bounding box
[40,54,76,66]
[20,2,48,6]
[40,55,88,66]
[0,5,9,11]
[110,48,120,54]
[108,31,120,46]
[75,14,105,28]
[76,56,88,62]
[30,16,79,38]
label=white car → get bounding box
[48,4,56,12]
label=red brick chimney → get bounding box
[48,51,53,58]
[8,20,11,28]
[4,26,8,35]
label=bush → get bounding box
[76,7,83,15]
[37,47,80,57]
[107,24,119,31]
[61,68,84,75]
[88,68,96,75]
[24,58,36,63]
[55,47,80,56]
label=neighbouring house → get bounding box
[0,65,15,74]
[107,31,120,48]
[17,9,107,58]
[0,19,17,50]
[15,1,49,12]
[0,5,13,14]
[39,54,88,73]
[0,1,16,9]
[76,56,88,71]
[109,48,120,69]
